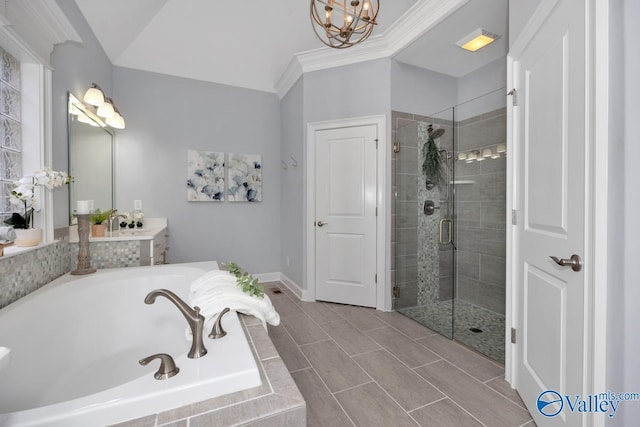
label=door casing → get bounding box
[305,115,389,310]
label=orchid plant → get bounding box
[4,168,72,229]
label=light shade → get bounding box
[456,28,500,52]
[97,98,115,119]
[106,112,125,129]
[83,84,104,107]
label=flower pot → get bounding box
[14,228,43,247]
[91,224,106,237]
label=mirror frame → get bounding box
[67,93,115,223]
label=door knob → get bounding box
[316,221,328,227]
[549,254,582,272]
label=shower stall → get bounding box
[392,88,507,363]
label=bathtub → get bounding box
[0,262,262,427]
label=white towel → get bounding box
[0,227,16,241]
[189,270,280,335]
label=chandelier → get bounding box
[310,0,380,49]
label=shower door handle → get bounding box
[439,219,452,244]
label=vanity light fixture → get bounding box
[310,0,380,49]
[82,84,126,129]
[456,28,500,52]
[482,148,493,158]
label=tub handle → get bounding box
[208,307,230,340]
[139,353,179,380]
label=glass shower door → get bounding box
[393,108,455,339]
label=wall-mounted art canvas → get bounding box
[227,153,262,202]
[186,150,225,201]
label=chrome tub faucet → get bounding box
[144,289,208,358]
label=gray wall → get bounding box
[113,67,281,274]
[457,58,506,109]
[391,61,457,117]
[51,0,114,228]
[279,77,304,284]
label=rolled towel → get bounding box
[0,227,16,241]
[188,269,280,335]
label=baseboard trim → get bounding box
[253,271,311,302]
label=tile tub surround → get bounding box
[0,238,70,309]
[110,304,306,427]
[266,284,533,427]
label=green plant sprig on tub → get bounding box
[3,168,72,229]
[89,209,114,225]
[221,262,265,299]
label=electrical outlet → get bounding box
[134,200,142,210]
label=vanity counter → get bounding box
[69,218,168,268]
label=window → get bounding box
[0,46,21,223]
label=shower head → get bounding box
[427,126,445,139]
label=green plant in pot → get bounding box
[422,126,445,190]
[89,208,114,237]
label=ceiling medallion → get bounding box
[310,0,380,49]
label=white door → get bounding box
[314,125,378,307]
[512,0,589,425]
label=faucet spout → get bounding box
[144,289,207,358]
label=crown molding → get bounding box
[2,0,82,66]
[275,0,469,99]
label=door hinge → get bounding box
[375,138,379,149]
[511,209,517,225]
[375,207,378,217]
[511,327,517,344]
[507,88,518,107]
[374,273,377,283]
[393,286,400,298]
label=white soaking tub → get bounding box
[0,262,261,427]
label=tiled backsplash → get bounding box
[1,228,159,309]
[0,238,70,309]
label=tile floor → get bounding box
[257,283,536,427]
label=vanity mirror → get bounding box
[67,93,114,223]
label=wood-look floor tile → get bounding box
[281,313,329,345]
[267,324,310,372]
[485,377,529,410]
[300,340,370,392]
[270,295,305,318]
[320,320,380,356]
[297,301,340,324]
[372,311,438,339]
[416,333,503,382]
[415,360,532,426]
[353,349,443,411]
[365,327,440,368]
[410,398,482,427]
[326,303,387,331]
[335,382,419,427]
[291,368,353,427]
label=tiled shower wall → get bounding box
[454,108,507,315]
[391,111,454,310]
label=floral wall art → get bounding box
[227,153,262,202]
[186,150,225,201]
